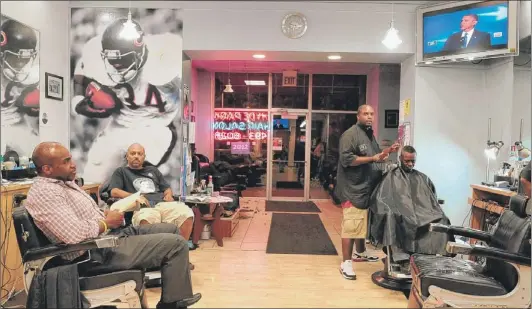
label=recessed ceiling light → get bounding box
[253,54,266,59]
[328,55,342,60]
[244,80,266,86]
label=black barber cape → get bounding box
[368,166,453,256]
[27,263,88,308]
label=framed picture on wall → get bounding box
[45,72,63,101]
[385,109,399,128]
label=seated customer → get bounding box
[108,143,194,242]
[369,146,453,265]
[25,142,201,309]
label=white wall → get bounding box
[512,67,532,148]
[400,58,517,227]
[484,60,514,168]
[70,1,418,55]
[399,55,416,142]
[519,0,531,40]
[1,1,70,147]
[378,64,401,144]
[412,65,488,226]
[182,2,416,54]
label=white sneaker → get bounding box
[339,260,356,280]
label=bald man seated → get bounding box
[108,143,194,241]
[25,142,201,309]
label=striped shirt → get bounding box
[25,176,105,260]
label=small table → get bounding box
[185,195,233,247]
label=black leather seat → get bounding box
[408,194,531,308]
[12,197,145,308]
[410,255,507,298]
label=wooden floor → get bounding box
[145,198,408,308]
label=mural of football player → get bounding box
[0,16,40,157]
[70,9,182,187]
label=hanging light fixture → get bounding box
[223,82,234,93]
[119,3,140,40]
[514,119,531,159]
[224,61,234,93]
[382,3,403,50]
[485,141,504,160]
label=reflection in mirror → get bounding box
[0,15,40,163]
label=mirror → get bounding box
[0,15,40,161]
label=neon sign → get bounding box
[214,111,268,122]
[231,142,251,155]
[214,110,269,141]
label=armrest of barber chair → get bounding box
[446,241,531,266]
[23,236,119,263]
[236,174,248,184]
[221,182,246,191]
[429,223,492,243]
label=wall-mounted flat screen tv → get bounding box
[416,0,519,64]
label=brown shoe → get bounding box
[189,263,195,270]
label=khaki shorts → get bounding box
[341,206,368,239]
[132,201,194,227]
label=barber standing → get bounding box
[335,104,399,280]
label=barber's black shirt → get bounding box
[108,166,170,206]
[335,124,384,209]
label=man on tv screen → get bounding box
[274,119,285,129]
[443,13,491,52]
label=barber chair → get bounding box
[408,194,531,308]
[99,190,171,289]
[371,199,447,292]
[12,195,145,308]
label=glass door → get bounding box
[267,112,310,201]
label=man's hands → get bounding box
[136,196,151,209]
[372,153,389,163]
[103,210,124,229]
[371,142,400,163]
[163,193,174,202]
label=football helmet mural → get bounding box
[100,18,147,84]
[0,19,38,83]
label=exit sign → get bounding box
[282,71,297,87]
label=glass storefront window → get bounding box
[214,73,269,109]
[312,74,367,111]
[272,73,309,109]
[212,109,269,162]
[309,113,357,199]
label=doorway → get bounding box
[267,112,310,201]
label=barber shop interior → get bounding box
[1,0,531,308]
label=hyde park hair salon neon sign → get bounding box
[213,111,269,141]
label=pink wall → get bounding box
[194,70,214,159]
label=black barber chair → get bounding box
[408,194,531,308]
[98,187,179,289]
[371,200,447,293]
[12,195,145,308]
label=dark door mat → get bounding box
[266,201,321,213]
[276,181,303,189]
[266,213,338,255]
